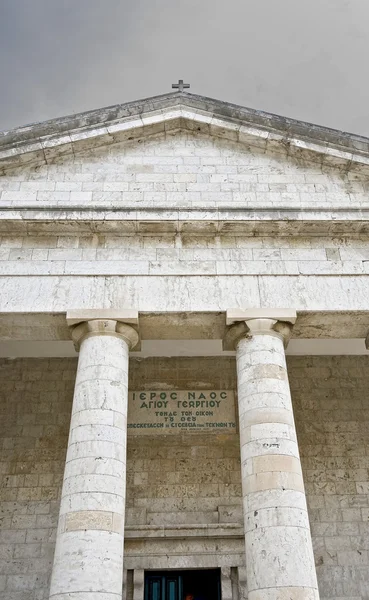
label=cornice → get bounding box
[1,206,369,236]
[1,92,369,172]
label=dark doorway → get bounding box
[144,569,221,600]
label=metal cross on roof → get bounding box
[172,79,190,92]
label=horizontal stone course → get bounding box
[0,232,369,282]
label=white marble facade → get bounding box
[1,91,369,600]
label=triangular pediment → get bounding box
[0,121,368,236]
[2,92,369,237]
[1,92,369,173]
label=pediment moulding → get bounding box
[1,92,369,172]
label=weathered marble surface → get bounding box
[1,129,369,317]
[1,92,369,172]
[234,318,319,600]
[49,319,138,600]
[1,130,369,213]
[1,274,369,314]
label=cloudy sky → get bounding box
[1,0,369,135]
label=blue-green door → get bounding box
[145,574,183,600]
[144,569,221,600]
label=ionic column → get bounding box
[225,310,319,600]
[49,311,139,600]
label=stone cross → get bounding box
[172,79,190,92]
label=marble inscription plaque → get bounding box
[127,390,236,434]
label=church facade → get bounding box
[0,91,369,600]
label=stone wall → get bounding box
[0,356,369,599]
[0,232,368,278]
[1,130,369,318]
[0,358,75,600]
[1,131,367,209]
[291,356,369,600]
[0,130,368,279]
[126,358,241,528]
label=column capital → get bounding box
[226,308,297,326]
[224,309,296,350]
[66,310,139,351]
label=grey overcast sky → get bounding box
[1,0,369,135]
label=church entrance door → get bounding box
[144,569,221,600]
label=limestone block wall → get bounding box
[126,358,241,527]
[1,232,369,278]
[1,131,368,209]
[0,357,241,599]
[2,232,369,316]
[291,356,369,600]
[0,358,75,600]
[0,355,368,599]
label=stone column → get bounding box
[225,310,319,600]
[49,311,139,600]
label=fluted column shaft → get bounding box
[234,317,319,600]
[49,318,139,600]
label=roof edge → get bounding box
[1,91,369,170]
